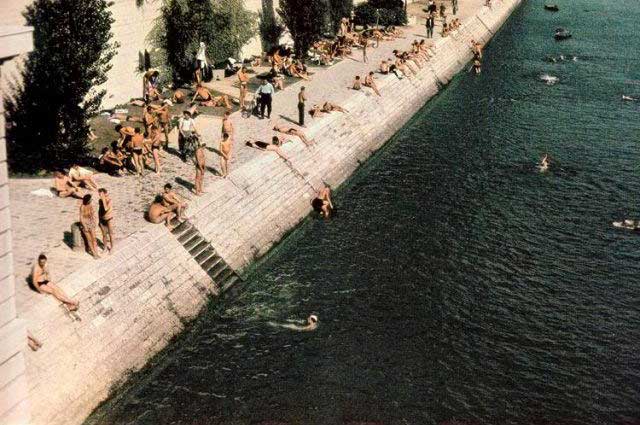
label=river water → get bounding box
[87,1,640,424]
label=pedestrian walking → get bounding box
[298,86,307,126]
[257,79,274,119]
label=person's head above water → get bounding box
[308,314,318,323]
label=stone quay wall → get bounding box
[16,1,522,424]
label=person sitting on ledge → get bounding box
[364,72,382,96]
[53,171,82,198]
[69,164,98,191]
[172,89,186,104]
[147,194,176,228]
[311,184,334,218]
[351,75,362,90]
[162,183,187,221]
[379,59,390,74]
[31,254,79,311]
[273,124,314,147]
[245,137,290,162]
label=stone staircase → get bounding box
[171,220,241,294]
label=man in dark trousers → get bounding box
[257,79,275,119]
[298,86,307,126]
[426,12,435,38]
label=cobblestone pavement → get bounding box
[10,0,485,312]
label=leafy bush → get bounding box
[4,0,118,173]
[153,0,257,85]
[354,0,407,28]
[328,0,354,34]
[278,0,329,58]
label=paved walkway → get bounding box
[10,0,485,313]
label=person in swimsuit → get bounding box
[142,105,156,133]
[219,133,232,178]
[162,183,187,221]
[31,254,79,310]
[221,110,234,138]
[273,124,314,147]
[364,72,381,96]
[53,171,83,198]
[473,59,482,75]
[245,137,290,162]
[379,60,390,74]
[79,194,101,258]
[69,164,98,191]
[237,66,249,110]
[147,195,176,228]
[98,188,115,252]
[309,105,325,119]
[146,124,162,174]
[130,127,145,175]
[351,75,362,90]
[322,102,349,113]
[194,142,206,194]
[311,185,333,218]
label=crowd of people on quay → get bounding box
[34,5,477,318]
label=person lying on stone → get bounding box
[309,105,325,119]
[31,254,79,311]
[364,72,382,96]
[245,136,290,162]
[172,89,186,104]
[147,195,176,229]
[69,164,99,191]
[273,124,314,147]
[322,102,349,113]
[53,171,83,198]
[311,184,334,218]
[162,183,187,221]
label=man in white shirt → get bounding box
[257,79,275,119]
[178,110,199,161]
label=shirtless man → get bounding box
[192,83,213,103]
[219,133,232,178]
[99,147,125,176]
[246,136,290,162]
[130,128,145,175]
[309,104,326,119]
[147,195,176,228]
[273,124,314,147]
[364,72,381,96]
[172,90,186,104]
[98,188,115,252]
[53,171,82,198]
[31,254,79,310]
[115,124,135,148]
[79,194,100,258]
[194,142,206,194]
[69,164,99,190]
[311,185,334,218]
[351,75,362,90]
[162,183,187,221]
[237,66,249,110]
[221,111,234,138]
[322,102,349,113]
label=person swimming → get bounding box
[613,219,640,231]
[269,314,319,331]
[539,154,550,172]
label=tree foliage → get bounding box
[258,0,285,53]
[277,0,329,58]
[4,0,117,173]
[153,0,257,85]
[354,0,407,28]
[328,0,354,34]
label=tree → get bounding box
[258,0,285,53]
[4,0,117,173]
[277,0,329,58]
[154,0,257,85]
[354,0,407,28]
[328,0,354,34]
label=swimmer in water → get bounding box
[613,219,640,230]
[622,95,637,101]
[539,153,550,172]
[269,314,319,331]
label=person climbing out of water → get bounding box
[311,185,334,218]
[473,59,482,74]
[539,153,550,172]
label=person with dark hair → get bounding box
[115,124,135,148]
[162,183,187,221]
[245,136,290,161]
[79,194,100,258]
[99,147,125,176]
[31,254,79,311]
[237,66,249,110]
[219,133,232,178]
[221,110,234,139]
[298,86,307,126]
[69,164,98,191]
[273,124,314,147]
[351,75,362,90]
[147,195,176,228]
[178,110,198,161]
[257,79,274,119]
[131,127,145,175]
[364,72,381,96]
[311,185,334,218]
[98,188,115,252]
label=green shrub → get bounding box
[354,0,407,28]
[259,0,285,52]
[328,0,354,34]
[4,0,118,173]
[278,0,329,58]
[153,0,257,85]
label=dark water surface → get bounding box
[88,1,640,424]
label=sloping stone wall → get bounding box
[18,1,522,424]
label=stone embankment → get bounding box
[18,1,522,424]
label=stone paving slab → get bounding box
[10,0,486,314]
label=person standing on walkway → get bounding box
[298,86,307,126]
[362,36,369,63]
[258,79,275,119]
[426,12,435,38]
[194,142,206,195]
[98,188,115,253]
[237,66,249,110]
[452,0,458,15]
